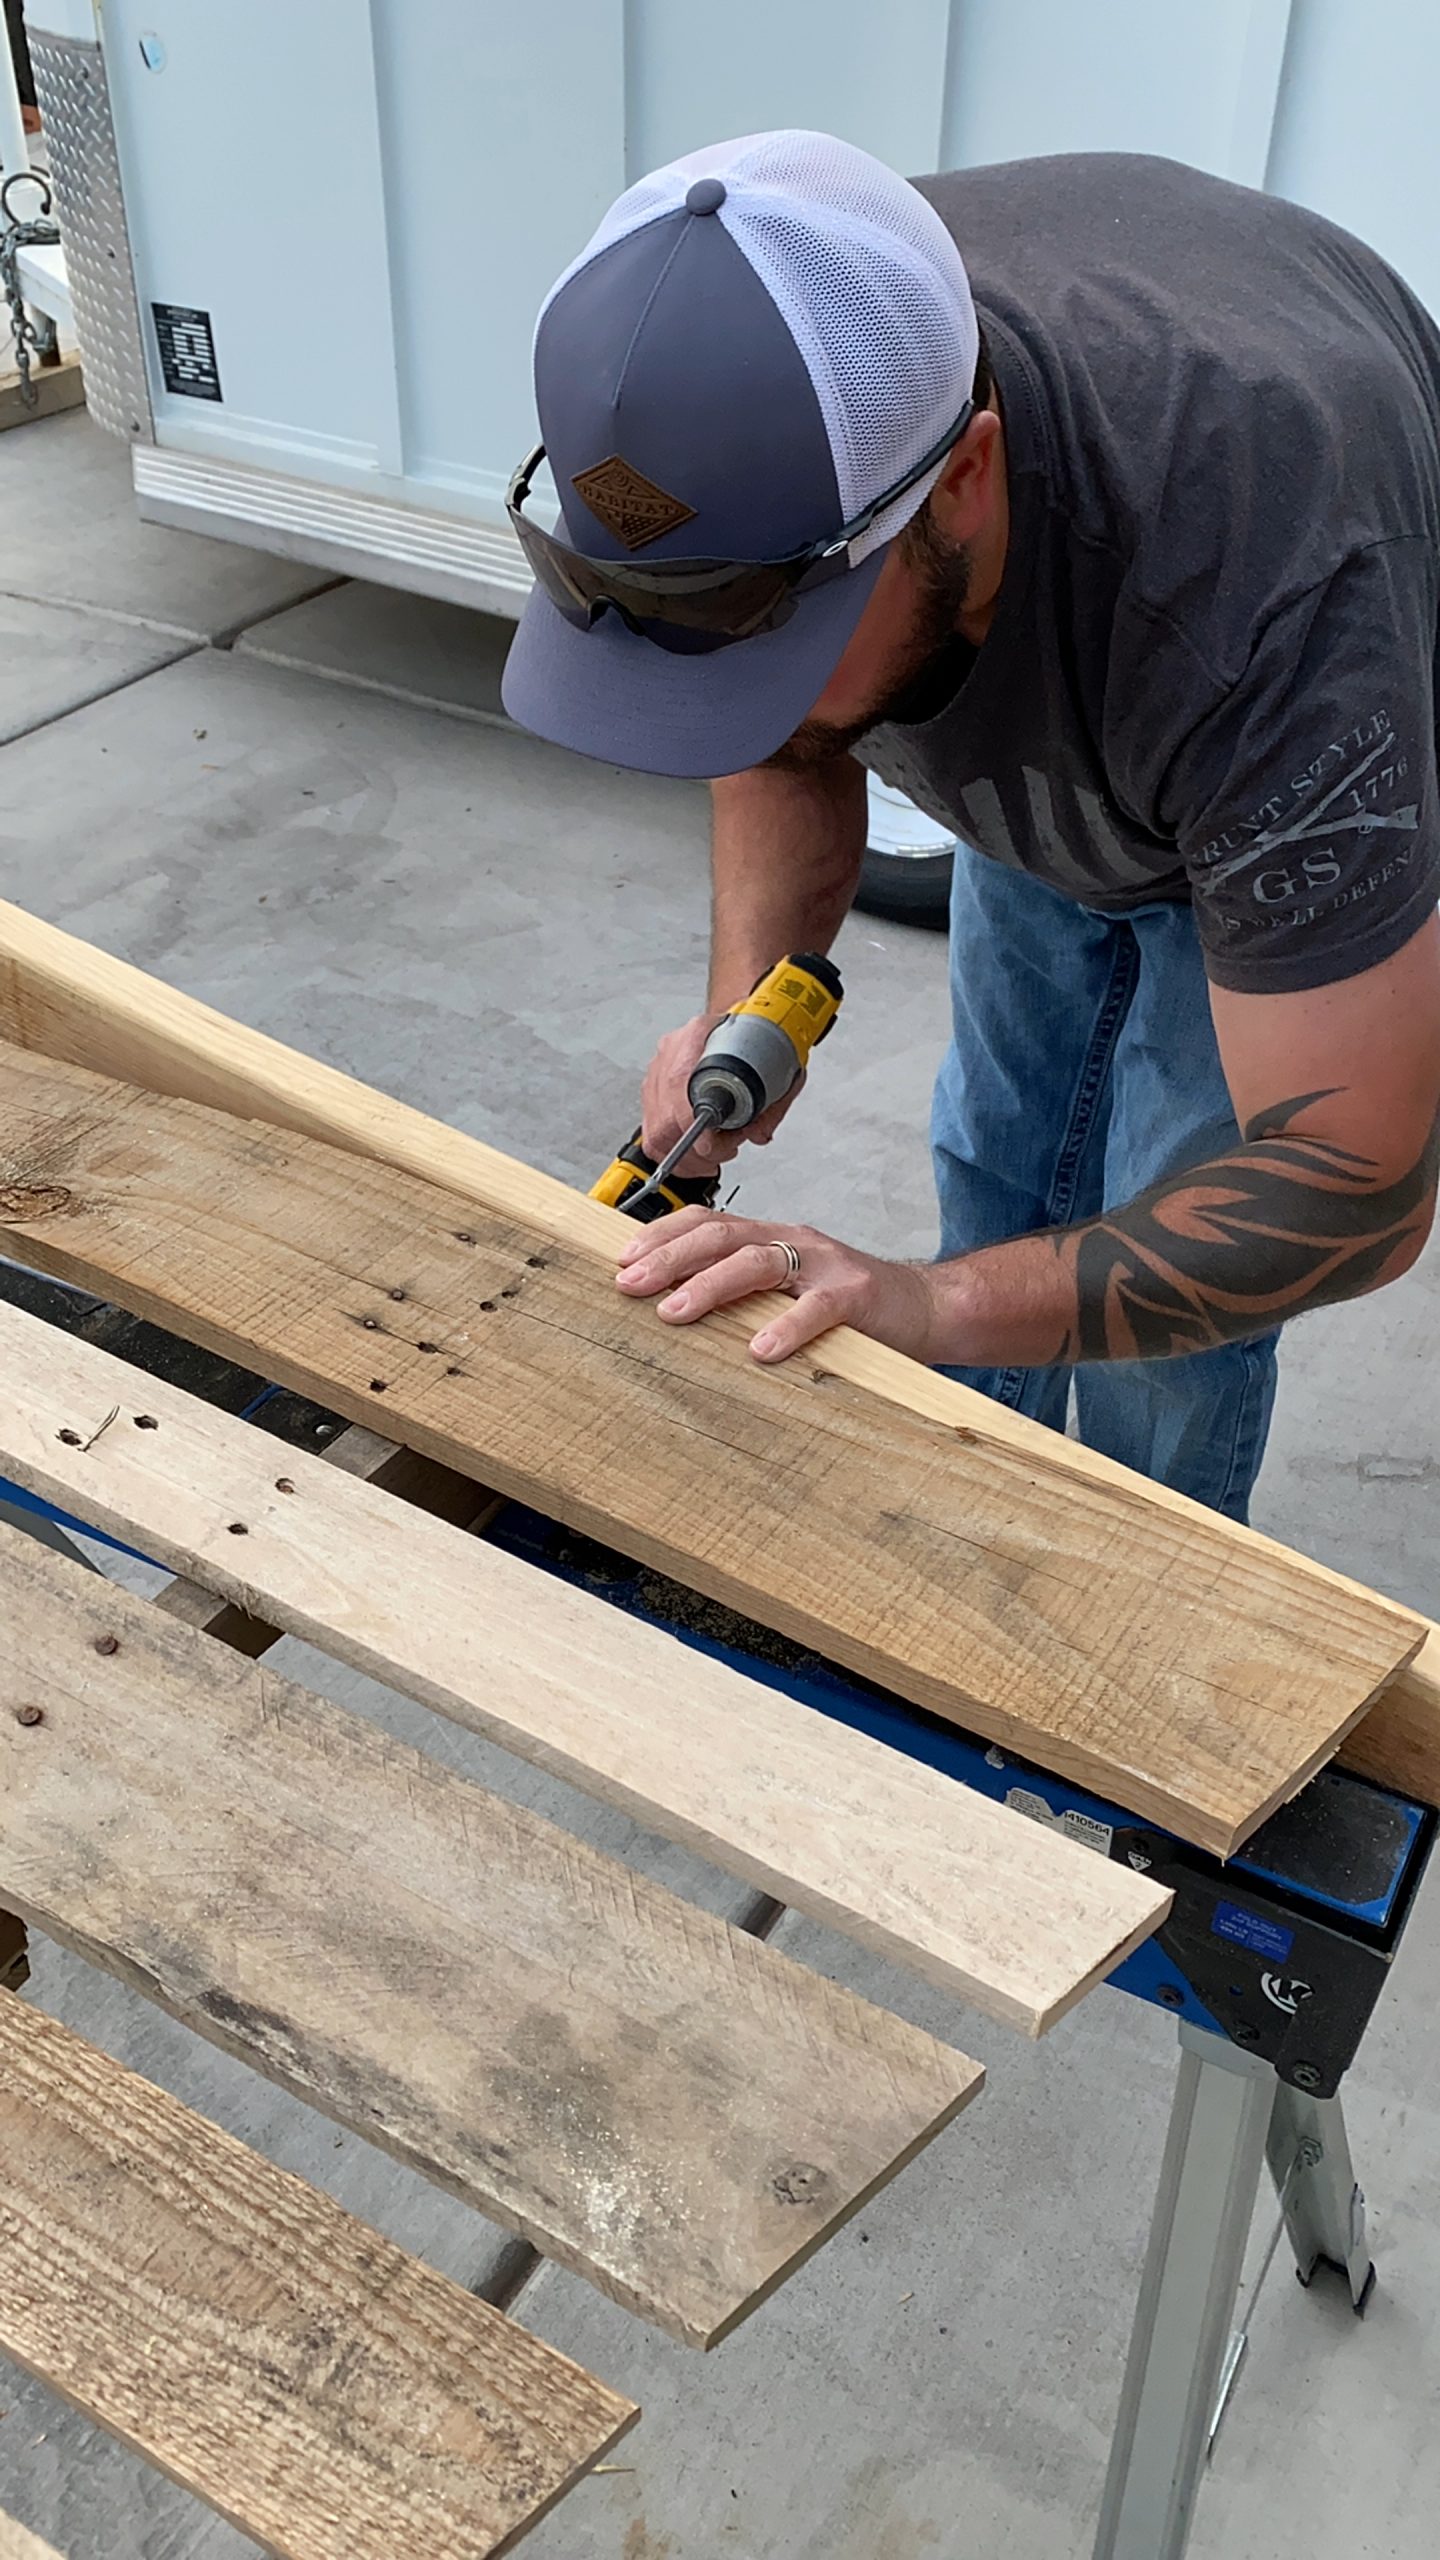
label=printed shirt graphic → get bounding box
[863,156,1440,995]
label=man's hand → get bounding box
[617,1207,939,1363]
[640,1015,805,1174]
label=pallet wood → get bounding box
[0,1991,635,2559]
[0,1523,981,2345]
[0,1037,1420,1854]
[0,356,85,432]
[0,1300,1168,2034]
[155,1418,500,1654]
[0,897,1433,1814]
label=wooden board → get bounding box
[0,1523,981,2346]
[0,1299,1168,2035]
[0,1990,634,2560]
[0,896,1433,1813]
[0,357,85,433]
[0,2517,68,2560]
[0,1037,1420,1854]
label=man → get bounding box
[502,132,1440,1523]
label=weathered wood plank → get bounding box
[0,1299,1168,2034]
[0,1523,981,2345]
[0,1990,635,2560]
[0,1037,1420,1853]
[0,897,1433,1812]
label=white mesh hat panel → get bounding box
[539,131,978,561]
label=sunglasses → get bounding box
[506,401,975,651]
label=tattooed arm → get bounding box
[616,917,1440,1367]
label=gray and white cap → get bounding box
[501,130,979,779]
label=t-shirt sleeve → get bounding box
[1149,539,1440,993]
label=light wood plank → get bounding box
[154,1420,500,1654]
[0,1299,1168,2035]
[0,2516,68,2560]
[0,898,1433,1811]
[0,1523,981,2346]
[0,1038,1420,1853]
[0,1990,634,2560]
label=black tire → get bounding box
[852,843,954,929]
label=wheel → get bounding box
[853,774,956,929]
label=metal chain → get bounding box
[1,169,61,408]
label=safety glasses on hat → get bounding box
[506,400,974,652]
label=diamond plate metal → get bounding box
[28,30,152,441]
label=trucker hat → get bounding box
[500,130,980,780]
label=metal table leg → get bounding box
[1093,2024,1277,2560]
[1268,2083,1374,2312]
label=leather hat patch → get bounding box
[571,454,697,551]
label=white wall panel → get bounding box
[1265,0,1440,315]
[623,0,952,181]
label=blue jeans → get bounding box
[932,846,1278,1522]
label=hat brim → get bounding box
[500,548,887,781]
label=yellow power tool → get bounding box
[592,951,844,1222]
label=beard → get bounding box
[764,507,975,773]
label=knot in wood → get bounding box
[0,1181,72,1221]
[770,2161,826,2207]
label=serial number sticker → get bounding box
[1005,1786,1114,1857]
[1211,1899,1295,1964]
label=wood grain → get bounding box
[0,897,1433,1812]
[0,1299,1168,2035]
[0,1522,981,2345]
[0,1036,1420,1853]
[0,1990,634,2559]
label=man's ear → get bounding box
[928,409,1002,545]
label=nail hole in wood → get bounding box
[388,1288,407,1302]
[526,1255,548,1269]
[479,1300,497,1314]
[227,1521,249,1536]
[454,1231,477,1247]
[417,1340,439,1354]
[134,1414,159,1431]
[361,1315,381,1331]
[369,1379,388,1393]
[57,1428,82,1447]
[93,1634,120,1657]
[446,1365,464,1377]
[499,1287,518,1300]
[14,1705,43,1728]
[274,1477,296,1495]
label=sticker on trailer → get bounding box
[152,304,223,402]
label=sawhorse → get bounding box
[1096,2024,1371,2558]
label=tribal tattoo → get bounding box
[1066,1089,1440,1360]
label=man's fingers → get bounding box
[653,1243,798,1323]
[750,1292,845,1362]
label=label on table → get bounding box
[1006,1786,1114,1858]
[1210,1899,1295,1963]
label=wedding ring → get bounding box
[767,1240,802,1283]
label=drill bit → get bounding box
[619,1105,720,1216]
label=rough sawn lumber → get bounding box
[0,896,1433,1816]
[0,1033,1420,1855]
[0,1991,635,2560]
[0,1521,982,2346]
[0,1298,1169,2034]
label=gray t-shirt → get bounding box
[861,154,1440,993]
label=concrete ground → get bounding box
[0,410,1437,2560]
